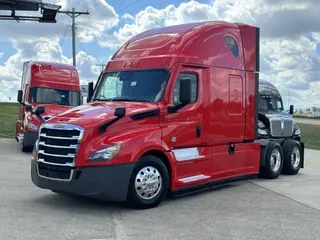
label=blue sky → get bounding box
[60,0,212,60]
[0,0,320,108]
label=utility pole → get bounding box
[58,8,89,67]
[95,64,106,72]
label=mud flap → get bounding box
[300,142,305,168]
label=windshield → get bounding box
[259,95,284,111]
[30,87,80,106]
[93,69,169,102]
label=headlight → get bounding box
[88,144,121,162]
[293,123,301,135]
[28,122,39,131]
[258,128,268,135]
[258,120,266,129]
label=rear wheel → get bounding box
[127,155,169,209]
[282,140,302,175]
[261,142,284,179]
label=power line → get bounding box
[81,0,142,32]
[60,19,72,48]
[88,0,117,18]
[94,63,106,72]
[76,36,88,54]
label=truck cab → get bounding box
[30,21,304,209]
[16,61,81,152]
[257,79,301,141]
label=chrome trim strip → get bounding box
[172,147,205,162]
[38,150,75,158]
[36,123,85,167]
[176,156,205,161]
[179,174,210,183]
[41,123,83,131]
[39,142,77,149]
[38,159,73,167]
[39,133,79,140]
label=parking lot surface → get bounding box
[294,117,320,125]
[1,139,320,240]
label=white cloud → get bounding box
[0,0,118,44]
[99,1,218,49]
[1,0,320,107]
[0,52,3,58]
[70,51,101,84]
[97,0,320,107]
[0,39,100,102]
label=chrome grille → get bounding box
[269,118,294,137]
[37,123,84,167]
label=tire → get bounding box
[20,140,32,153]
[282,140,302,175]
[127,155,169,209]
[261,141,284,179]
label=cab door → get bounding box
[161,65,213,185]
[162,65,204,149]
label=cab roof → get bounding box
[108,21,259,72]
[21,61,80,91]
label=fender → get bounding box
[77,126,172,167]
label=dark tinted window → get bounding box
[30,88,80,106]
[259,95,284,111]
[173,73,198,105]
[225,36,239,58]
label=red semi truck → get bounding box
[16,61,81,152]
[30,21,304,209]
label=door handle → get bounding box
[196,125,201,138]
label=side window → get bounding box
[173,73,198,105]
[225,36,239,58]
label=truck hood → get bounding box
[50,101,160,128]
[259,110,292,119]
[28,103,73,127]
[33,104,72,118]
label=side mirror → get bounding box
[87,82,94,102]
[25,104,32,112]
[289,105,294,115]
[34,106,45,115]
[179,78,192,104]
[17,90,23,103]
[114,107,126,118]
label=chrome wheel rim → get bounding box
[135,166,162,200]
[270,148,281,172]
[291,146,301,169]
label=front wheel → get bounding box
[282,140,302,175]
[127,155,169,209]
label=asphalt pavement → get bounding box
[1,138,320,240]
[294,117,320,125]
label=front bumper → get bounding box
[31,160,135,202]
[23,130,38,147]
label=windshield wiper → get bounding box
[91,98,115,101]
[92,97,153,102]
[111,97,152,102]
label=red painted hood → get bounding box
[28,103,74,127]
[32,103,72,117]
[49,101,160,128]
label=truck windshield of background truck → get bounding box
[92,69,169,102]
[30,87,80,106]
[259,95,284,111]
